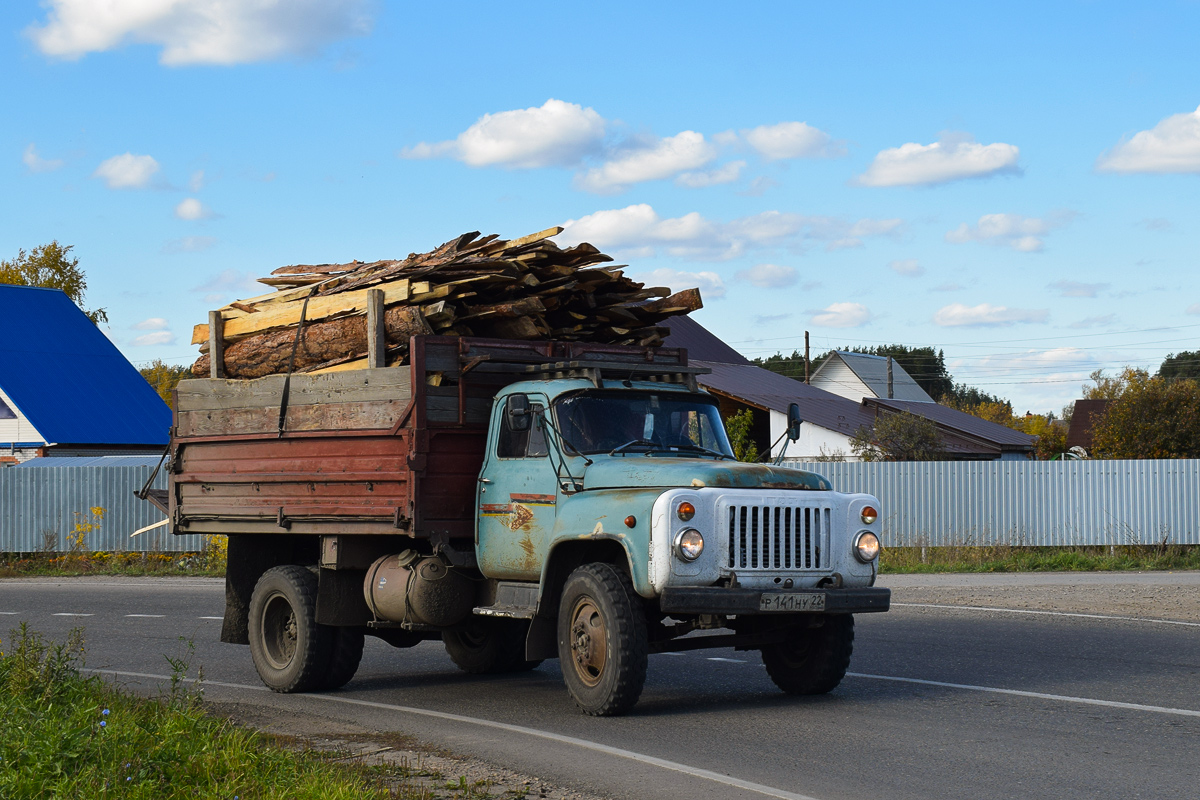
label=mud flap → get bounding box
[525,614,557,661]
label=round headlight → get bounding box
[860,506,878,525]
[677,501,696,521]
[854,531,881,563]
[674,528,704,561]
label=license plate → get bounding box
[759,592,826,612]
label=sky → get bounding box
[3,0,1199,415]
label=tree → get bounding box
[724,408,760,462]
[1082,368,1130,400]
[140,359,191,409]
[0,241,107,324]
[1158,351,1200,380]
[752,350,808,380]
[850,411,944,461]
[1010,413,1069,460]
[942,383,1011,410]
[1089,368,1200,459]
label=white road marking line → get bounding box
[125,614,165,618]
[0,611,19,615]
[52,613,93,616]
[87,669,824,800]
[199,616,223,620]
[848,673,1200,718]
[707,657,745,663]
[658,652,688,656]
[891,602,1200,628]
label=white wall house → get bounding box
[0,385,47,464]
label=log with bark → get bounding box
[190,227,703,379]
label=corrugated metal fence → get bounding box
[0,466,207,553]
[785,459,1200,546]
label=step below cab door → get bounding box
[476,392,557,581]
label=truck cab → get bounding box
[167,336,888,716]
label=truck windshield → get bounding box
[553,390,735,457]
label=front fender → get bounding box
[547,487,662,598]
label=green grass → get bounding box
[880,544,1200,574]
[0,549,225,579]
[0,624,410,799]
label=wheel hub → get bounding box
[569,598,606,687]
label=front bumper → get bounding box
[659,586,891,615]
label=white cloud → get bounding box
[558,204,903,260]
[675,160,745,188]
[23,144,63,173]
[1069,314,1117,329]
[932,282,964,292]
[163,235,217,253]
[189,169,205,192]
[889,259,923,277]
[402,99,605,169]
[175,197,214,219]
[741,121,839,160]
[933,303,1048,327]
[1096,106,1200,173]
[809,302,871,328]
[133,317,169,331]
[132,330,176,346]
[736,263,797,289]
[93,152,159,189]
[1050,280,1108,298]
[857,133,1020,187]
[576,131,717,193]
[191,268,260,303]
[632,267,726,300]
[1187,303,1200,316]
[739,175,779,196]
[945,213,1069,252]
[27,0,373,65]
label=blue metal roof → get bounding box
[0,285,170,446]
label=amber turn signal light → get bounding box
[624,515,636,528]
[860,506,878,524]
[677,501,696,521]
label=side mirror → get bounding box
[787,403,802,442]
[506,394,531,431]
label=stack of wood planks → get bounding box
[190,227,703,379]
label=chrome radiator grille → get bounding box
[725,503,830,570]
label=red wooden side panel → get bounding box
[176,434,412,525]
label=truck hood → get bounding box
[581,457,831,492]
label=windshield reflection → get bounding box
[553,390,735,457]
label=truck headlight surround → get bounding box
[674,528,704,562]
[854,531,881,563]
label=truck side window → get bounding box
[497,399,547,458]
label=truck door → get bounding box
[476,393,557,581]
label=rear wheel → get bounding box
[761,614,854,695]
[556,563,647,716]
[319,626,365,690]
[444,617,542,674]
[248,565,333,693]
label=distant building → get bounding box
[809,350,934,403]
[1065,399,1112,455]
[665,316,1034,461]
[0,285,171,465]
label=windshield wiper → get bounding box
[659,443,733,460]
[608,438,657,456]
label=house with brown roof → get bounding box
[664,316,1035,461]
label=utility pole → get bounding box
[887,356,894,399]
[804,331,810,384]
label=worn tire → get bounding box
[761,614,854,695]
[444,618,542,674]
[319,626,365,690]
[247,565,333,693]
[557,563,648,716]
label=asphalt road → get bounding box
[2,575,1198,800]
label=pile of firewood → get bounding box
[190,227,703,379]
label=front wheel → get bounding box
[247,565,333,693]
[761,614,854,695]
[557,563,648,716]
